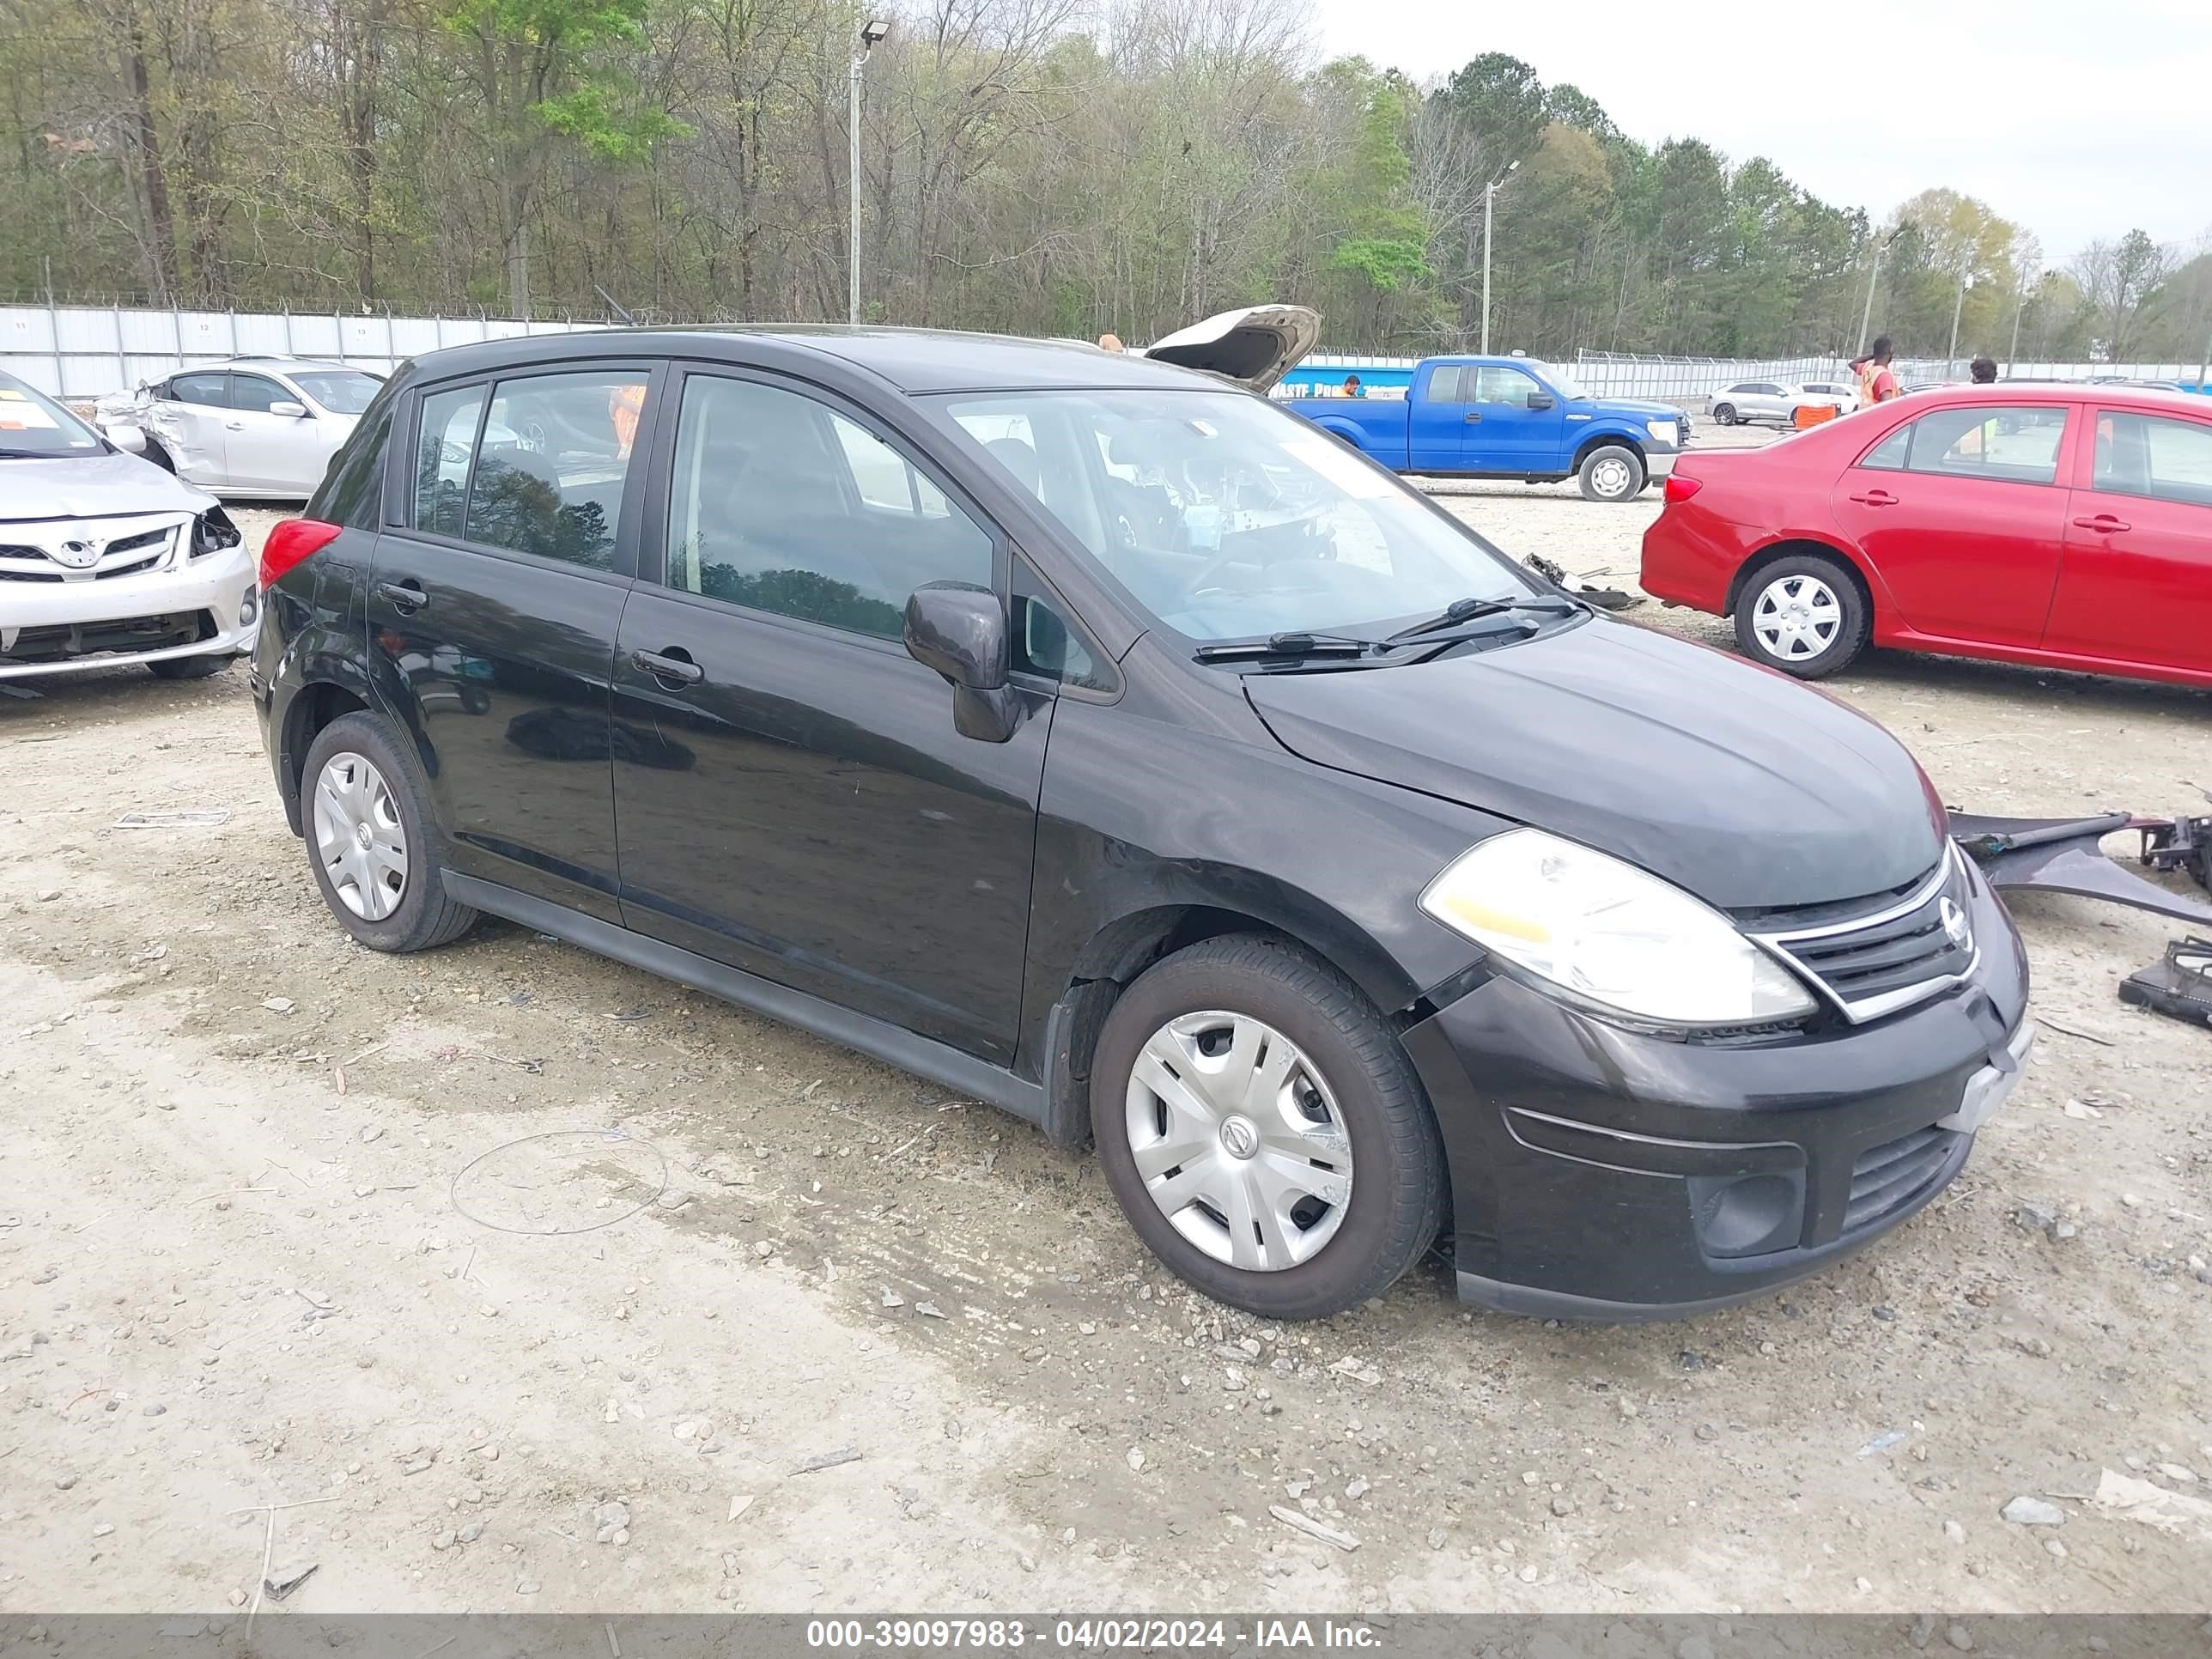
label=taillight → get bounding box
[258,518,343,589]
[1662,474,1703,504]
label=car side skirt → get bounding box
[440,872,1051,1132]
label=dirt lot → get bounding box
[3,457,2209,1620]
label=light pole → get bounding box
[1856,226,1903,357]
[2008,268,2035,369]
[1946,269,1971,369]
[849,18,890,325]
[1480,158,1518,356]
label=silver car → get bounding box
[1707,380,1851,427]
[94,357,384,499]
[1,371,255,682]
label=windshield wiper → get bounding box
[1193,631,1372,663]
[1386,594,1580,641]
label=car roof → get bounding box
[401,325,1243,395]
[1909,382,2208,410]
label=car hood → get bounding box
[1241,618,1944,911]
[1146,306,1321,393]
[0,452,217,522]
[1589,398,1682,422]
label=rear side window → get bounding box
[1879,406,2068,485]
[413,385,486,537]
[664,374,994,641]
[2093,410,2212,507]
[322,409,393,528]
[1425,366,1468,402]
[464,370,646,569]
[168,372,229,407]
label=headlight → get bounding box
[1645,418,1679,445]
[1419,829,1817,1028]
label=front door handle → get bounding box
[1849,489,1898,507]
[1463,411,1483,423]
[632,647,704,688]
[376,579,428,611]
[225,420,245,431]
[2071,514,2131,533]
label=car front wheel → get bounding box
[1735,552,1870,678]
[1091,935,1447,1321]
[1577,443,1644,502]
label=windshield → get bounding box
[0,375,104,458]
[289,369,382,414]
[1528,360,1591,400]
[936,388,1538,643]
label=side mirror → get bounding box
[903,581,1020,744]
[1525,391,1557,411]
[106,422,149,454]
[269,400,309,419]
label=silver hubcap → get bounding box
[1751,573,1841,662]
[1591,456,1632,496]
[313,751,407,921]
[1123,1011,1353,1273]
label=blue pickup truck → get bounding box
[1284,356,1686,502]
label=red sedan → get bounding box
[1640,384,2212,687]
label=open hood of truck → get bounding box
[1241,617,1944,912]
[1146,306,1320,393]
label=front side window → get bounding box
[1889,405,2068,484]
[939,387,1541,644]
[2093,410,2212,507]
[665,374,994,641]
[229,374,293,414]
[1474,367,1538,406]
[412,384,486,537]
[462,369,646,569]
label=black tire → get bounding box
[147,653,232,681]
[1711,403,1736,426]
[1733,550,1870,679]
[1090,934,1447,1321]
[1577,442,1645,503]
[299,711,479,953]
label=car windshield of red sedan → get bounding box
[938,388,1538,643]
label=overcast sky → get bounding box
[1306,0,2211,264]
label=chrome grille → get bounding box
[1846,1125,1959,1231]
[1751,850,1978,1023]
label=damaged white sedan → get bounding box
[2,371,254,683]
[92,357,381,499]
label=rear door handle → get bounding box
[2071,514,2130,532]
[224,420,244,430]
[631,647,704,687]
[1849,489,1897,506]
[376,579,428,611]
[1463,411,1482,423]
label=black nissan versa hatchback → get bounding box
[251,317,2034,1322]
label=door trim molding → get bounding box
[441,872,1049,1130]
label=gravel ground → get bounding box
[2,457,2209,1620]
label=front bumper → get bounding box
[1402,869,2031,1319]
[1644,447,1677,478]
[1,525,255,679]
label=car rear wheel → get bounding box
[1090,935,1447,1321]
[1735,552,1869,678]
[147,653,231,681]
[1712,403,1736,426]
[1577,443,1644,502]
[300,711,479,954]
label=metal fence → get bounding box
[0,304,618,398]
[8,302,2208,404]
